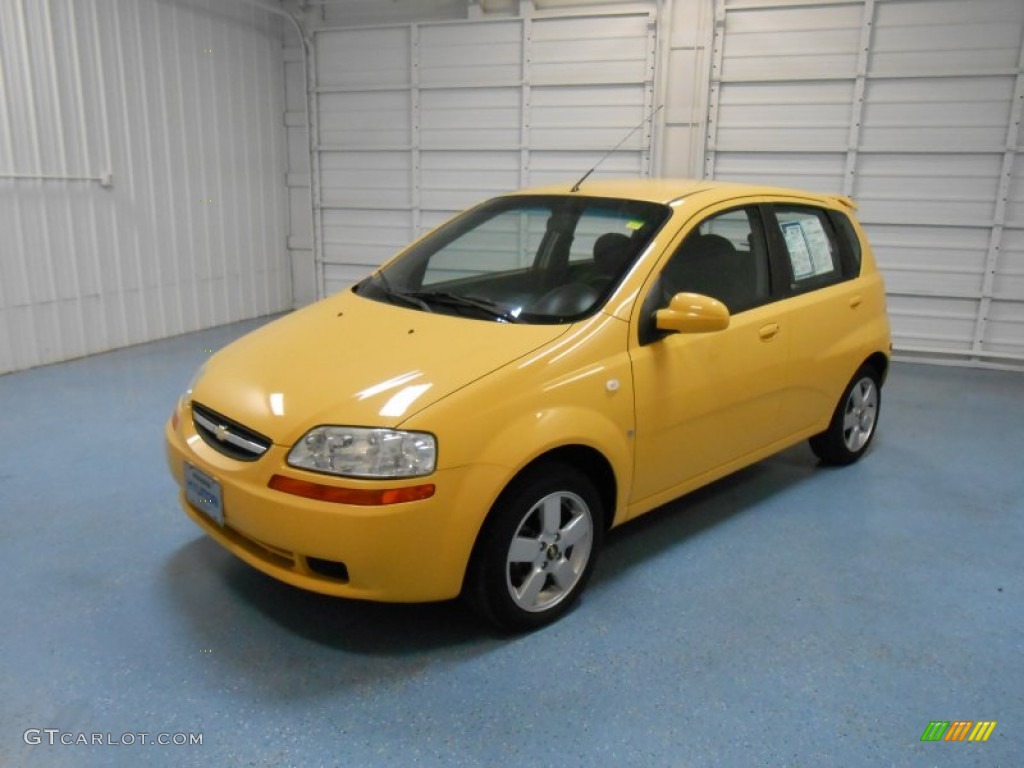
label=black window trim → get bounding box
[825,208,863,279]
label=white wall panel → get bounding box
[703,0,1024,366]
[530,13,652,84]
[420,87,522,148]
[870,0,1023,75]
[323,0,470,27]
[418,20,522,85]
[530,83,649,149]
[528,148,644,187]
[321,150,414,187]
[887,295,979,352]
[322,208,414,268]
[859,78,1014,154]
[421,150,521,209]
[319,91,412,148]
[0,0,290,375]
[714,151,847,191]
[985,300,1024,356]
[303,8,656,297]
[869,224,990,299]
[315,27,410,87]
[718,3,862,82]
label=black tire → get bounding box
[464,463,604,632]
[809,364,882,466]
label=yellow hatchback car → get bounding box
[165,178,891,630]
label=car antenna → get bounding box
[570,104,664,193]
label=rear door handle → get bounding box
[759,323,780,341]
[849,295,863,309]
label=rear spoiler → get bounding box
[829,194,858,211]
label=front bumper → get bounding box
[164,407,505,602]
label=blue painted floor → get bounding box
[1,315,1021,767]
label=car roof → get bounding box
[509,177,856,210]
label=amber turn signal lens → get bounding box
[268,474,435,505]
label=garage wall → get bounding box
[660,0,715,179]
[285,2,659,298]
[0,0,291,375]
[702,0,1024,365]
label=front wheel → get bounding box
[464,463,604,632]
[809,365,882,465]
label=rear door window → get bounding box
[771,206,845,293]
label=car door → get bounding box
[628,203,792,512]
[764,203,873,438]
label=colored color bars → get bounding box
[920,721,997,742]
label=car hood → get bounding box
[190,290,569,446]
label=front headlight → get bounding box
[287,426,437,479]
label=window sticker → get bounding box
[801,216,835,275]
[782,216,835,280]
[625,219,644,231]
[782,221,814,278]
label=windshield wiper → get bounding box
[367,272,433,313]
[405,291,520,323]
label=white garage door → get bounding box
[310,10,657,296]
[705,0,1024,366]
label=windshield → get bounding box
[354,194,671,324]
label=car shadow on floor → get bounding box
[162,443,821,658]
[163,538,496,654]
[593,444,818,585]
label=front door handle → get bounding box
[759,323,780,341]
[849,295,863,309]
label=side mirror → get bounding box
[655,292,730,334]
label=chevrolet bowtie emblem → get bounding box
[214,424,230,442]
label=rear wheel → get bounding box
[809,365,881,465]
[464,463,603,631]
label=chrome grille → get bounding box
[191,402,271,461]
